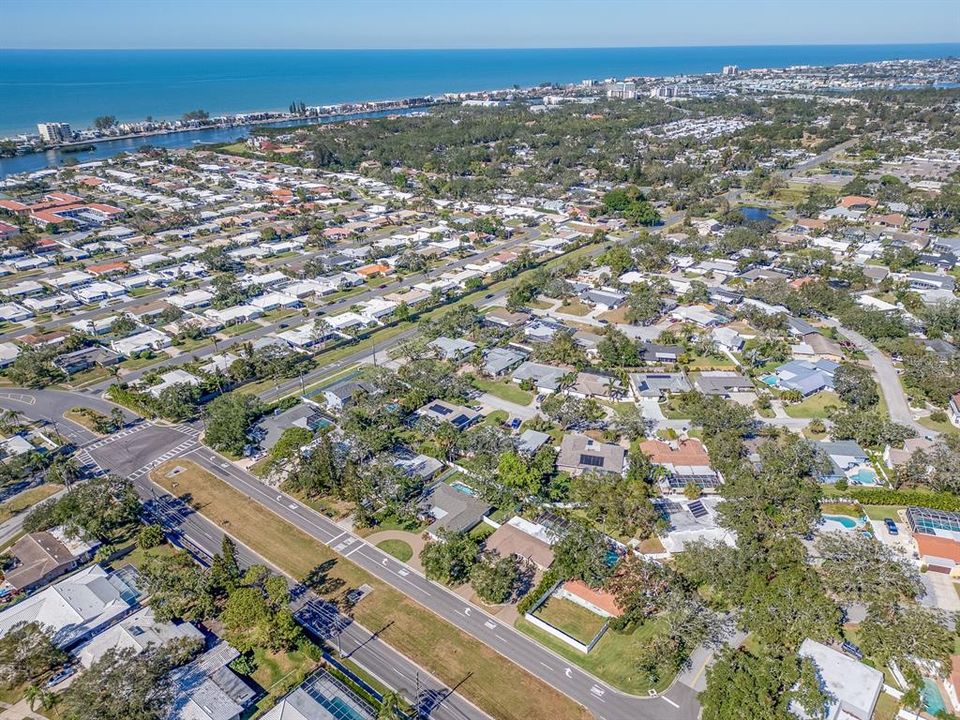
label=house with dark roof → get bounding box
[415,400,481,431]
[482,346,527,376]
[557,434,626,476]
[419,482,492,536]
[628,372,691,399]
[1,528,99,594]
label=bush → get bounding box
[517,568,561,615]
[137,524,165,549]
[849,487,960,512]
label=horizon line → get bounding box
[4,40,960,52]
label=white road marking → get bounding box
[484,620,497,630]
[661,697,679,709]
[539,661,554,672]
[564,668,572,679]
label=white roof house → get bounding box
[74,606,204,668]
[0,564,138,648]
[111,328,172,357]
[168,289,214,310]
[73,281,126,304]
[0,341,20,368]
[204,305,263,325]
[145,369,201,398]
[792,639,883,720]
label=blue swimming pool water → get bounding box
[450,481,477,497]
[923,678,947,716]
[853,468,877,485]
[761,375,778,386]
[822,514,861,529]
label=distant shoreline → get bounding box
[3,42,957,137]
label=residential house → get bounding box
[557,434,626,476]
[0,564,139,648]
[482,346,527,376]
[628,372,691,399]
[640,438,721,491]
[512,362,571,394]
[770,359,839,396]
[654,496,736,554]
[428,336,478,361]
[692,372,754,397]
[415,400,481,431]
[815,440,870,484]
[74,606,204,668]
[792,639,882,720]
[419,482,492,536]
[168,641,257,720]
[484,517,556,571]
[1,528,99,594]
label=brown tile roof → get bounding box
[639,438,710,466]
[561,580,623,617]
[485,523,554,569]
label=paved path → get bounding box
[364,529,426,574]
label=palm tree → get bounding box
[24,684,55,712]
[0,409,24,435]
[377,690,411,719]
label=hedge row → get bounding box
[849,488,960,512]
[517,568,561,615]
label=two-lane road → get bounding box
[179,449,701,720]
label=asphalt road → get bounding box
[176,448,701,720]
[1,393,488,720]
[6,387,702,720]
[830,321,935,437]
[84,228,545,393]
[139,473,488,720]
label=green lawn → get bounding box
[128,286,162,298]
[861,504,905,521]
[783,391,842,419]
[64,366,113,388]
[533,596,606,645]
[482,409,509,426]
[376,539,413,562]
[248,646,321,716]
[471,376,533,406]
[220,320,262,337]
[556,299,591,316]
[0,484,63,524]
[919,415,958,435]
[120,351,170,371]
[516,616,672,695]
[151,460,591,720]
[173,336,212,353]
[820,502,862,518]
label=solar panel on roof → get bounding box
[579,454,605,467]
[688,500,707,518]
[429,404,452,415]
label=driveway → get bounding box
[920,571,960,613]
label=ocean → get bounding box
[2,44,959,136]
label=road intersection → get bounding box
[0,386,705,720]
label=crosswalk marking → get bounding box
[128,439,199,481]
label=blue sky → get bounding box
[4,0,959,49]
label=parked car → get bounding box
[510,418,521,430]
[884,518,899,535]
[841,640,863,660]
[45,665,77,688]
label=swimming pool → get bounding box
[923,678,947,716]
[450,480,477,497]
[821,514,865,531]
[851,468,877,485]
